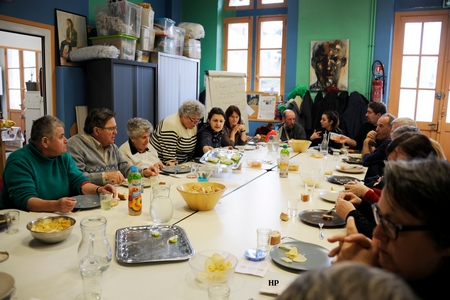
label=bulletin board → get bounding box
[247,92,278,121]
[205,70,248,130]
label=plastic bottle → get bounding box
[320,132,329,155]
[279,144,289,178]
[128,166,142,216]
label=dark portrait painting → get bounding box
[310,39,349,91]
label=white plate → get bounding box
[319,191,340,203]
[335,165,365,173]
[270,241,332,271]
[0,272,15,299]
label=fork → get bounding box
[318,223,324,240]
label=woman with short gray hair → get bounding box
[119,118,164,171]
[150,100,205,165]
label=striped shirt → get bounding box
[150,113,197,164]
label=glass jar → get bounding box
[150,185,173,223]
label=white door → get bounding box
[24,91,43,143]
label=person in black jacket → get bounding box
[194,107,227,158]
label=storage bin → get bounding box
[173,26,186,56]
[183,37,201,59]
[94,1,143,38]
[154,35,175,54]
[137,26,155,51]
[140,6,154,29]
[90,34,137,61]
[154,18,176,38]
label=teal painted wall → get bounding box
[297,0,374,99]
[182,0,224,92]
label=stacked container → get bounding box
[92,1,143,60]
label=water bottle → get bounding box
[279,144,289,178]
[128,166,142,216]
[320,132,329,155]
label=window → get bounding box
[223,17,253,91]
[223,15,286,95]
[5,48,39,110]
[225,0,287,10]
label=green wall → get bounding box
[297,0,375,99]
[182,0,224,92]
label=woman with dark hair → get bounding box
[194,107,227,157]
[309,110,343,148]
[222,105,249,147]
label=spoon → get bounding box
[318,223,324,240]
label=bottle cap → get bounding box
[283,144,288,149]
[130,166,138,172]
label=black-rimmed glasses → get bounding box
[102,126,118,132]
[371,203,429,240]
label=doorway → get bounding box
[388,10,450,159]
[0,14,56,124]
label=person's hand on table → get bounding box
[98,184,117,198]
[166,160,178,166]
[327,216,380,266]
[154,161,165,170]
[335,197,356,219]
[202,145,213,153]
[344,181,370,198]
[57,197,77,213]
[143,165,159,177]
[105,171,125,184]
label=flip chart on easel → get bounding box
[204,70,248,131]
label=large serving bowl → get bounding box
[289,140,312,153]
[300,172,323,188]
[189,250,238,285]
[26,216,76,244]
[177,182,226,211]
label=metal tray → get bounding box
[199,148,244,169]
[115,225,195,264]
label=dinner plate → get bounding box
[326,175,360,185]
[342,156,362,164]
[319,191,340,203]
[298,209,345,227]
[0,272,15,299]
[162,164,191,174]
[73,195,100,209]
[335,164,365,174]
[270,241,332,271]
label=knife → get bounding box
[159,171,181,178]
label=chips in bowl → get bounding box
[27,216,76,243]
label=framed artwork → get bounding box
[55,9,88,66]
[310,39,349,92]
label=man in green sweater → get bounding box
[0,115,115,213]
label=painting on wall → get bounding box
[55,9,88,66]
[309,39,349,92]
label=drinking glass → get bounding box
[6,211,20,234]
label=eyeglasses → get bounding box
[371,203,429,240]
[187,116,201,124]
[101,126,118,132]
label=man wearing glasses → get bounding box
[328,158,450,299]
[150,100,205,166]
[67,108,158,185]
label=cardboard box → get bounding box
[183,37,201,59]
[90,34,137,61]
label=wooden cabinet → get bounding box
[153,52,200,122]
[85,59,157,145]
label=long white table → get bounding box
[0,146,366,300]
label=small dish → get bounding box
[0,272,15,299]
[335,164,365,174]
[247,159,262,168]
[319,191,340,203]
[245,248,267,261]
